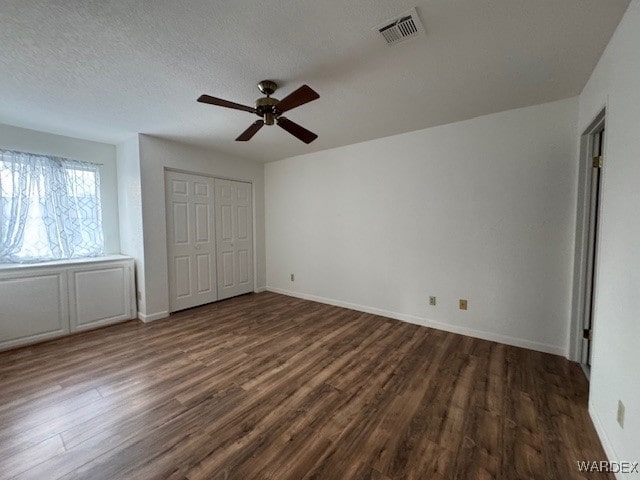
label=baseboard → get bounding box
[589,403,624,480]
[266,287,565,356]
[0,330,67,352]
[138,310,169,323]
[254,286,267,293]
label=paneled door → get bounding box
[165,171,218,312]
[214,178,254,300]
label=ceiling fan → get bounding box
[197,80,320,144]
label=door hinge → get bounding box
[593,156,603,168]
[583,328,593,340]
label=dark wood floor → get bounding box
[0,292,610,480]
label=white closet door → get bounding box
[165,171,218,312]
[215,178,254,300]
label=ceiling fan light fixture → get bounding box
[263,112,275,126]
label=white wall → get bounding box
[266,98,578,355]
[138,135,266,321]
[116,136,146,314]
[577,1,640,474]
[0,123,120,254]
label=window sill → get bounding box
[0,254,134,271]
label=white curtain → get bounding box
[0,150,104,263]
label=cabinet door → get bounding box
[0,270,69,350]
[68,263,133,332]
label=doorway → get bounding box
[572,111,605,377]
[165,170,254,313]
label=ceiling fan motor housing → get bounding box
[255,96,279,125]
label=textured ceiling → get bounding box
[0,0,630,162]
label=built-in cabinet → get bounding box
[0,255,136,351]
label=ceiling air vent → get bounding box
[375,8,425,46]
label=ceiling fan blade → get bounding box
[277,117,318,144]
[197,94,256,113]
[275,85,319,113]
[236,120,264,141]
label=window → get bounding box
[0,149,103,263]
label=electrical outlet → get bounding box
[459,299,468,310]
[429,296,436,306]
[290,273,295,282]
[617,400,625,428]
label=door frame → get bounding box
[163,167,258,306]
[569,108,606,373]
